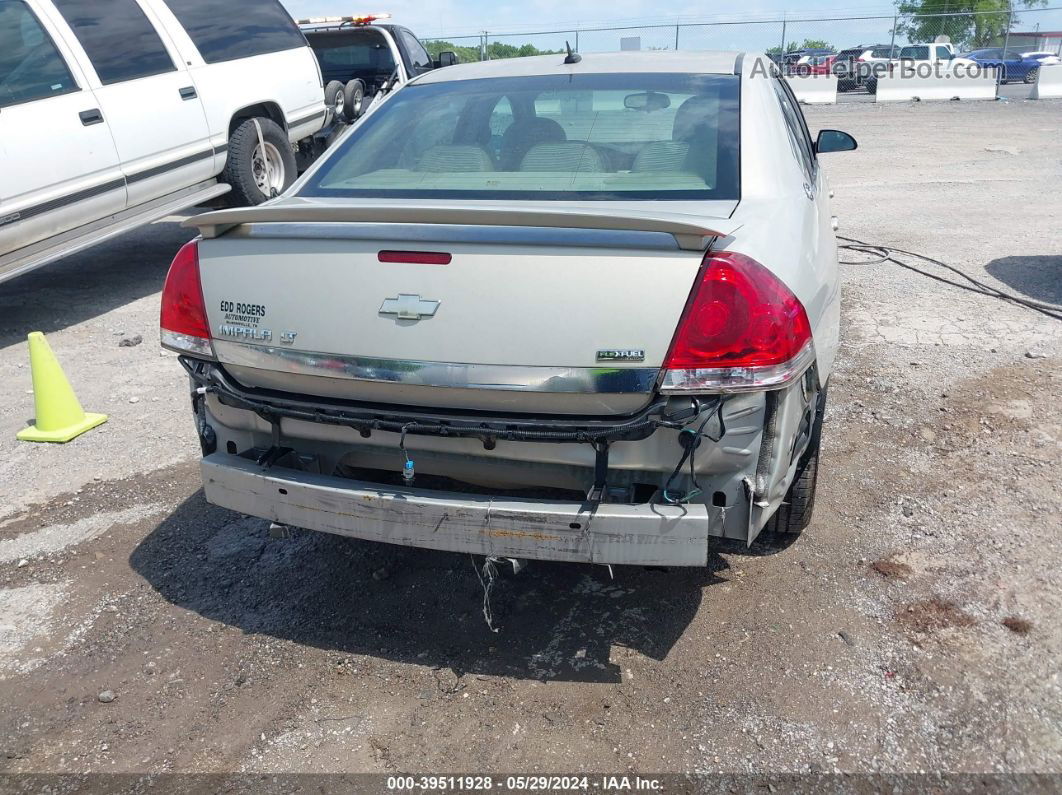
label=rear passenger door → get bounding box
[771,72,838,350]
[0,0,125,264]
[154,0,324,164]
[48,0,214,209]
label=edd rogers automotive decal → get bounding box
[219,300,267,326]
[217,300,297,344]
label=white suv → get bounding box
[0,0,326,284]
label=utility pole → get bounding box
[889,15,897,55]
[780,13,787,57]
[1001,0,1014,58]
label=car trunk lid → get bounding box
[188,199,739,416]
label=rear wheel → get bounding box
[762,386,827,538]
[223,117,297,206]
[323,80,345,123]
[1024,67,1039,84]
[343,79,366,123]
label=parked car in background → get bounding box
[780,48,835,75]
[962,48,1056,83]
[0,0,326,284]
[865,42,974,94]
[162,51,858,565]
[833,44,898,91]
[300,14,452,125]
[794,53,835,76]
[898,42,963,63]
[1019,50,1062,65]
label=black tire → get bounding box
[343,79,366,123]
[1024,67,1039,84]
[222,117,296,206]
[866,78,877,96]
[323,80,345,122]
[762,386,828,537]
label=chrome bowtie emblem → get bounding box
[379,294,440,320]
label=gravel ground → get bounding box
[0,98,1060,778]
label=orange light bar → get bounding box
[297,12,391,26]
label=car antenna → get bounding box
[564,41,581,64]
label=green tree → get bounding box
[486,42,562,59]
[422,39,563,63]
[895,0,1046,50]
[422,39,481,63]
[767,39,833,55]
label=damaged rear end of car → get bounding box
[161,53,841,567]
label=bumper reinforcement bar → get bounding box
[182,357,708,447]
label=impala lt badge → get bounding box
[218,325,272,342]
[379,294,440,321]
[597,349,645,362]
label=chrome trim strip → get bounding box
[288,110,326,129]
[659,342,817,394]
[230,222,681,251]
[214,341,660,394]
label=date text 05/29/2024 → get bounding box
[385,775,664,791]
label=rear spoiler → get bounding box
[185,203,740,251]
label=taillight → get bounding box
[160,239,214,359]
[661,251,815,393]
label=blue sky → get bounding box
[279,1,1062,50]
[280,1,906,37]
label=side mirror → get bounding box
[436,51,457,68]
[815,129,857,154]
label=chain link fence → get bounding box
[424,6,1062,64]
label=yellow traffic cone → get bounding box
[17,332,107,443]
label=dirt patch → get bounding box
[1002,616,1033,635]
[870,559,912,580]
[897,599,976,634]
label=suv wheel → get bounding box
[223,117,297,206]
[762,386,828,538]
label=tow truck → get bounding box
[300,13,442,122]
[294,13,456,166]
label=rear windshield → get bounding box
[900,46,929,60]
[307,28,396,84]
[300,72,740,201]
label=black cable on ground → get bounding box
[837,234,1062,323]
